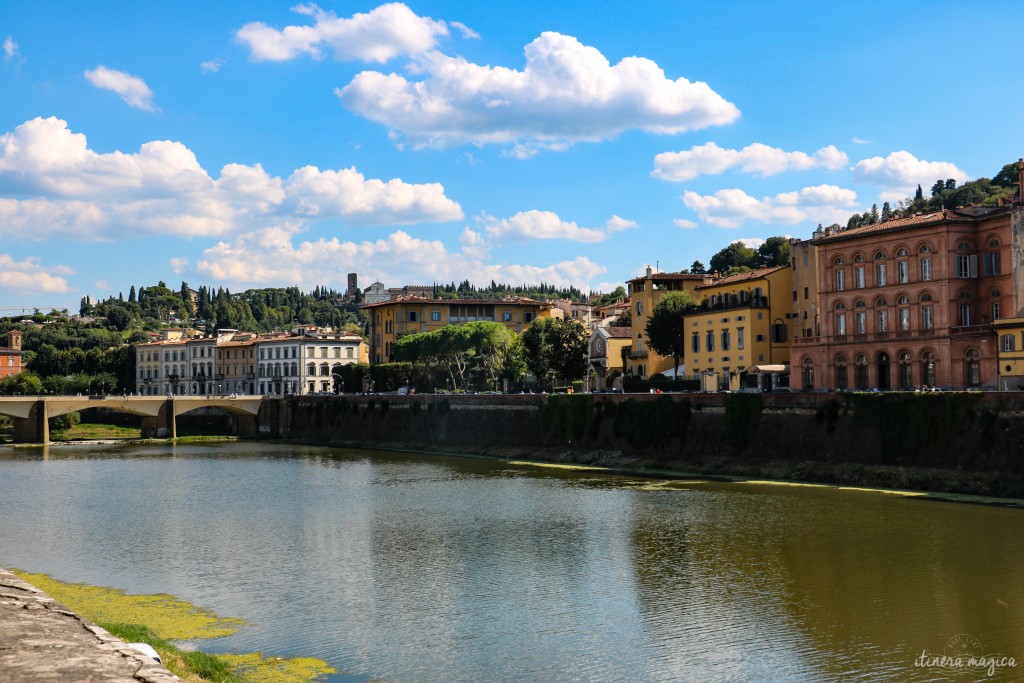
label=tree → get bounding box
[522,318,588,387]
[755,237,791,268]
[609,309,632,328]
[931,180,945,197]
[690,260,707,275]
[869,203,879,224]
[992,162,1020,187]
[881,202,892,222]
[644,291,698,376]
[106,306,132,331]
[915,184,924,201]
[709,242,757,274]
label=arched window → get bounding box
[965,349,981,388]
[874,250,886,260]
[919,244,932,253]
[834,301,847,310]
[988,238,1000,248]
[835,355,849,390]
[897,295,909,305]
[855,354,869,390]
[895,248,909,257]
[855,300,866,308]
[921,351,936,387]
[958,241,972,251]
[874,297,887,307]
[853,253,865,263]
[877,352,891,390]
[802,357,814,390]
[832,256,845,266]
[920,292,933,302]
[898,352,913,390]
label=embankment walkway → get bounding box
[0,566,180,682]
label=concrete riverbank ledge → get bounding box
[0,567,181,682]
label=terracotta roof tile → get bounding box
[626,272,704,283]
[604,327,634,338]
[361,295,543,308]
[696,265,788,289]
[815,211,947,241]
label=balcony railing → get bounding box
[698,297,769,313]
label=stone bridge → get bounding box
[0,396,268,443]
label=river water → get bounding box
[1,441,1021,682]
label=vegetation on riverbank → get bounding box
[50,422,142,441]
[11,570,336,683]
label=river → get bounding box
[1,441,1021,682]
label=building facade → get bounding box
[625,269,706,377]
[688,266,793,390]
[792,206,1023,391]
[0,330,23,379]
[587,325,632,390]
[362,296,544,364]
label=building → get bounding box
[362,296,545,364]
[216,333,257,395]
[551,299,593,328]
[587,325,632,390]
[688,266,793,391]
[994,317,1024,390]
[593,298,631,327]
[625,268,706,377]
[255,327,366,395]
[792,205,1023,391]
[135,339,189,395]
[0,330,23,379]
[362,281,389,304]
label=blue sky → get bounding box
[1,0,1021,312]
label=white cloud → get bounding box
[0,117,463,240]
[674,218,697,229]
[191,227,606,291]
[476,210,632,244]
[94,279,110,290]
[682,184,858,228]
[0,254,72,293]
[237,2,449,63]
[852,151,968,191]
[84,65,157,111]
[449,21,480,40]
[337,31,739,152]
[3,36,19,63]
[200,58,226,74]
[736,238,764,249]
[652,142,847,182]
[851,137,871,145]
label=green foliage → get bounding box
[645,291,698,373]
[755,236,791,268]
[522,317,589,388]
[539,394,593,442]
[98,623,240,683]
[612,396,691,450]
[724,393,763,455]
[49,411,81,432]
[709,241,757,274]
[608,309,631,328]
[847,392,981,466]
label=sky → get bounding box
[1,0,1022,313]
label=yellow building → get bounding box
[216,334,257,395]
[626,268,706,377]
[362,296,545,364]
[588,325,632,390]
[687,265,793,391]
[994,317,1024,390]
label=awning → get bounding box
[744,364,790,375]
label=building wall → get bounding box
[794,210,1015,391]
[626,271,705,377]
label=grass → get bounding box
[50,422,141,441]
[99,623,240,683]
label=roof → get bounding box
[813,208,1009,244]
[696,265,788,289]
[360,295,544,308]
[627,272,705,284]
[603,327,634,339]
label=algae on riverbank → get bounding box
[11,570,336,683]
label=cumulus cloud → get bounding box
[682,184,858,228]
[337,31,739,152]
[674,218,697,229]
[84,66,157,111]
[472,210,637,247]
[851,137,871,145]
[852,151,968,191]
[652,142,847,182]
[237,2,449,63]
[0,117,463,240]
[191,226,606,291]
[0,254,72,293]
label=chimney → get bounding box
[645,265,652,277]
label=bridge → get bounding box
[0,396,271,443]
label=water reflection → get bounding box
[0,443,1022,682]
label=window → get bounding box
[992,301,1001,320]
[899,353,913,390]
[877,310,888,333]
[956,254,977,278]
[691,333,699,353]
[346,347,354,359]
[706,331,715,352]
[835,355,849,390]
[804,287,809,299]
[854,267,865,288]
[965,350,981,387]
[1002,334,1016,352]
[922,353,936,386]
[875,264,886,286]
[855,354,869,390]
[771,323,787,343]
[502,312,512,322]
[636,302,643,316]
[898,260,908,283]
[920,257,932,281]
[409,311,418,322]
[836,314,847,336]
[984,252,1000,276]
[855,311,867,334]
[959,303,972,327]
[431,311,441,321]
[637,335,644,353]
[803,252,809,267]
[802,358,814,390]
[835,270,845,291]
[721,330,731,351]
[899,307,910,331]
[737,328,745,349]
[525,313,533,323]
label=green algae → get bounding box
[218,653,337,683]
[12,570,337,682]
[13,570,244,640]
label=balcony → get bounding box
[951,324,993,336]
[214,373,225,381]
[698,297,769,313]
